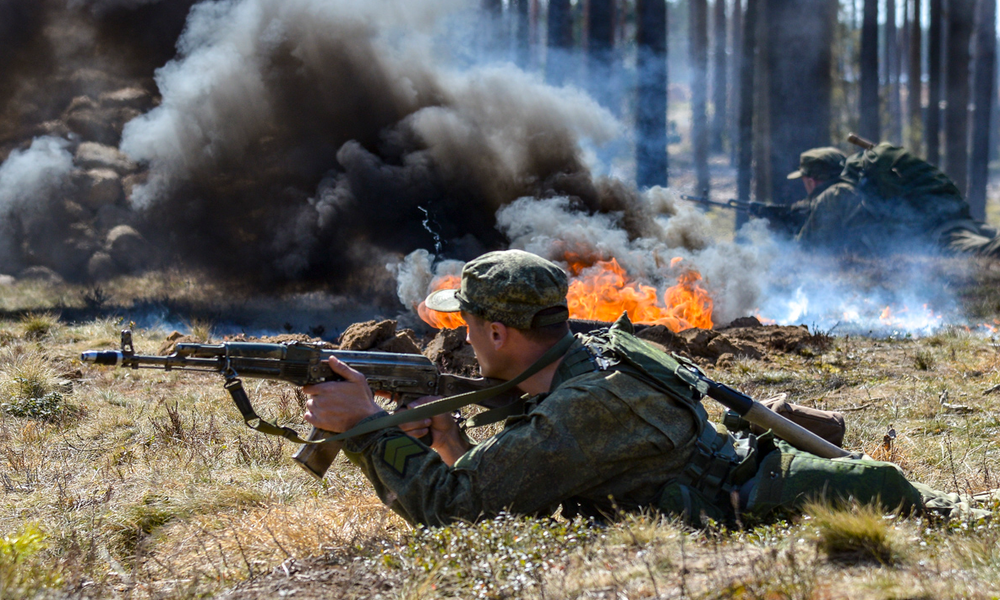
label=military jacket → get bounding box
[342,338,699,526]
[794,179,870,251]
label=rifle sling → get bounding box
[225,332,576,445]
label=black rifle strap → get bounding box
[226,333,576,445]
[225,377,315,444]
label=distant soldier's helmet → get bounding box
[787,147,847,181]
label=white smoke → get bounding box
[393,192,983,336]
[752,239,967,335]
[0,137,75,272]
[394,193,780,327]
[390,248,464,311]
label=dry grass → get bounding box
[0,261,999,599]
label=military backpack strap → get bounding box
[594,315,747,504]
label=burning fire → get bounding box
[418,256,713,332]
[567,259,712,331]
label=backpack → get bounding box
[840,143,973,237]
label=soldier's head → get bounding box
[424,250,571,375]
[787,147,846,194]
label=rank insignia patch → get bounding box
[382,435,428,477]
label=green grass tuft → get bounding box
[0,346,74,421]
[395,513,595,598]
[805,500,901,564]
[0,523,64,598]
[19,312,59,340]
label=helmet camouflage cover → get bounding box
[787,147,847,181]
[424,249,570,329]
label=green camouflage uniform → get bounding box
[785,147,875,252]
[340,250,994,527]
[342,335,700,525]
[789,144,1000,256]
[794,178,871,251]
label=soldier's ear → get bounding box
[489,321,508,349]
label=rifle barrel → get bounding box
[679,194,750,211]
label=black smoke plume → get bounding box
[117,0,659,289]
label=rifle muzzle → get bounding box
[80,351,125,366]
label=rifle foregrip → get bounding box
[292,427,344,480]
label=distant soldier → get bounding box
[785,147,870,251]
[783,141,1000,257]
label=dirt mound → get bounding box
[423,326,479,377]
[337,320,423,354]
[634,317,828,364]
[220,332,335,348]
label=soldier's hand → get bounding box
[302,356,382,433]
[398,395,470,466]
[397,395,444,440]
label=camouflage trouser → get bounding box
[744,440,997,521]
[940,223,1000,257]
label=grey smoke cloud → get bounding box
[0,137,74,272]
[115,0,632,287]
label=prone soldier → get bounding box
[301,249,994,527]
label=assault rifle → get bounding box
[680,193,806,234]
[680,193,794,219]
[81,330,519,479]
[680,193,757,212]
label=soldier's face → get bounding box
[462,312,498,377]
[462,312,515,379]
[802,176,818,195]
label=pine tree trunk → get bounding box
[765,0,835,206]
[546,0,574,84]
[908,0,923,151]
[753,0,770,206]
[968,0,996,218]
[710,0,728,153]
[516,0,531,68]
[636,0,669,188]
[927,0,943,164]
[729,0,743,166]
[944,0,974,195]
[691,0,710,195]
[736,0,757,229]
[859,0,881,140]
[993,37,1000,163]
[587,0,615,109]
[887,0,903,143]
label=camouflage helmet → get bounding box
[787,147,847,181]
[423,250,570,329]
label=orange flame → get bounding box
[418,256,714,332]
